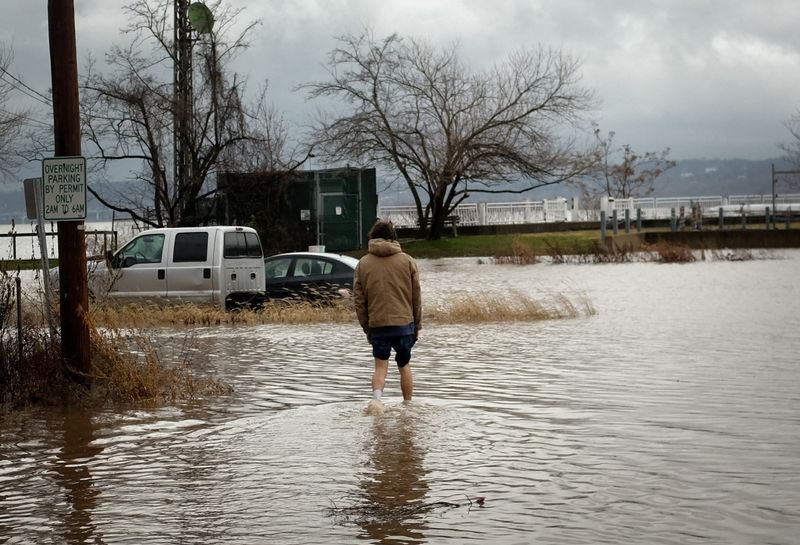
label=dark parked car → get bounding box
[264,252,359,300]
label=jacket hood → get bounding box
[368,238,402,257]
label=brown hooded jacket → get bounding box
[353,238,422,335]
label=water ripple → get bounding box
[2,254,800,543]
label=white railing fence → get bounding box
[380,199,573,228]
[379,194,800,227]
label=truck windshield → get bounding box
[118,233,165,266]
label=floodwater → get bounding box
[2,251,800,544]
[1,221,138,261]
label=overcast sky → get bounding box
[2,0,799,162]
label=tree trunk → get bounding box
[426,194,447,240]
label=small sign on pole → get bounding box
[23,177,40,219]
[41,156,87,221]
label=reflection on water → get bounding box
[2,252,800,544]
[51,412,103,544]
[357,405,429,544]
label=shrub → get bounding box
[1,273,230,410]
[494,237,538,265]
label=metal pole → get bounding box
[636,208,642,232]
[48,0,90,381]
[315,169,322,246]
[624,208,630,234]
[612,209,618,235]
[34,182,55,338]
[600,211,606,242]
[15,276,22,358]
[772,163,776,230]
[671,208,677,232]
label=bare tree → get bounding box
[303,31,595,239]
[80,0,281,227]
[222,83,307,173]
[576,125,676,204]
[0,44,31,181]
[779,110,800,190]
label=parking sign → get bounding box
[41,156,87,220]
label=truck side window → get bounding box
[117,234,165,267]
[173,232,208,262]
[224,231,263,258]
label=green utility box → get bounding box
[218,168,377,255]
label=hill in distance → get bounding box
[1,157,795,221]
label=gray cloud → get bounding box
[3,0,799,161]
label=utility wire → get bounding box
[0,107,52,128]
[0,67,52,106]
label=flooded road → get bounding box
[2,252,800,544]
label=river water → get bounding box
[2,252,799,544]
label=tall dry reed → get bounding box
[494,237,538,265]
[90,299,355,328]
[1,273,231,410]
[426,291,595,323]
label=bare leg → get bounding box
[399,363,413,401]
[372,359,389,393]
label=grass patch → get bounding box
[0,259,56,272]
[390,231,600,260]
[426,291,595,323]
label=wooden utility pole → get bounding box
[47,0,90,382]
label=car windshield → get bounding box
[265,257,292,279]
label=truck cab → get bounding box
[104,226,265,308]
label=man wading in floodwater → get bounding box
[354,220,422,405]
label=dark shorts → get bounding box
[370,334,417,367]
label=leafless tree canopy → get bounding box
[81,0,297,227]
[0,45,30,181]
[780,111,800,190]
[304,31,595,238]
[575,124,676,204]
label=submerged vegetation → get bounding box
[2,276,593,410]
[488,237,759,265]
[1,272,230,410]
[89,289,594,328]
[426,291,595,323]
[1,237,761,410]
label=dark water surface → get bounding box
[2,252,799,544]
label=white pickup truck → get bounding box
[66,226,266,309]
